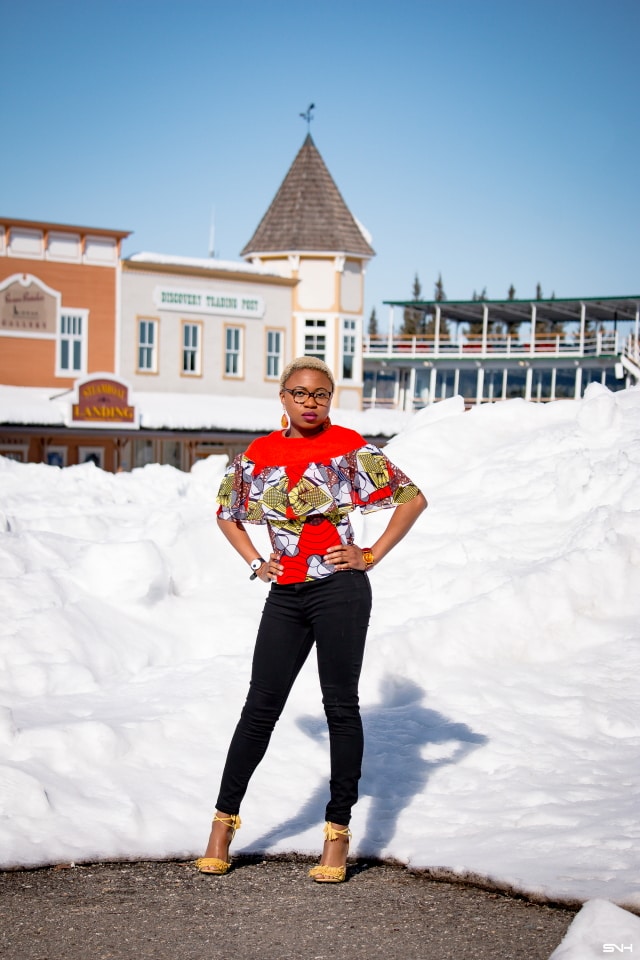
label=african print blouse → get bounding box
[216,424,420,585]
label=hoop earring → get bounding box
[281,410,289,430]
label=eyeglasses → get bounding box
[283,387,333,405]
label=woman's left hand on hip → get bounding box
[323,544,366,571]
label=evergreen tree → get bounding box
[401,274,425,335]
[505,286,521,338]
[416,273,450,340]
[423,311,451,340]
[368,307,378,337]
[467,287,513,340]
[468,288,492,337]
[533,285,565,340]
[423,314,451,340]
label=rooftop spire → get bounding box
[241,136,374,258]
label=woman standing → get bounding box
[196,357,427,882]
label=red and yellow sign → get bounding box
[71,376,137,428]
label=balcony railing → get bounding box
[363,331,623,360]
[624,334,639,364]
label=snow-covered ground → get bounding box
[2,383,639,956]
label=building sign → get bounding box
[0,274,59,335]
[153,285,265,318]
[70,375,139,429]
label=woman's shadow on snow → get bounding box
[247,673,488,858]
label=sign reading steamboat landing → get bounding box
[153,285,265,318]
[70,375,138,428]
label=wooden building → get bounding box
[241,133,374,409]
[0,216,130,388]
[0,135,376,470]
[364,297,640,409]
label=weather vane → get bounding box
[300,103,315,130]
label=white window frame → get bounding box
[304,317,327,361]
[181,320,202,376]
[56,309,88,376]
[137,317,158,374]
[341,317,357,381]
[265,328,284,380]
[224,325,244,378]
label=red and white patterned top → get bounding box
[216,424,421,585]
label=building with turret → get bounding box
[241,134,374,409]
[117,134,373,411]
[1,136,378,470]
[2,135,638,470]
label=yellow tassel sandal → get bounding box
[195,813,241,875]
[308,822,352,883]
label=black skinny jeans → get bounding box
[216,570,372,825]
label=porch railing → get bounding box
[624,334,639,364]
[363,331,622,359]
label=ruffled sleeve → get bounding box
[216,453,262,522]
[216,435,422,526]
[344,443,420,513]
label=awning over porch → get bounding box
[383,294,640,328]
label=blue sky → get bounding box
[2,0,639,325]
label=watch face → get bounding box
[362,549,374,565]
[250,558,262,571]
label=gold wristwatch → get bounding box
[361,547,375,571]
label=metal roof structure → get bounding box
[383,295,640,327]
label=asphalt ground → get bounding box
[0,856,578,960]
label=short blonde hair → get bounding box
[279,356,335,390]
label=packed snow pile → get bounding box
[549,899,640,958]
[1,384,639,918]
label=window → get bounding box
[182,322,201,375]
[79,447,104,468]
[435,369,457,400]
[413,368,431,405]
[133,438,156,468]
[266,330,283,379]
[580,367,604,394]
[138,318,158,373]
[554,367,577,399]
[161,439,182,469]
[342,318,356,380]
[57,311,87,375]
[304,318,326,361]
[363,369,397,406]
[531,368,553,401]
[482,368,508,402]
[46,446,67,467]
[225,326,243,376]
[603,365,627,392]
[457,368,479,402]
[505,367,527,399]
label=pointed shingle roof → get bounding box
[241,135,374,258]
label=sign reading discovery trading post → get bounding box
[153,286,265,319]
